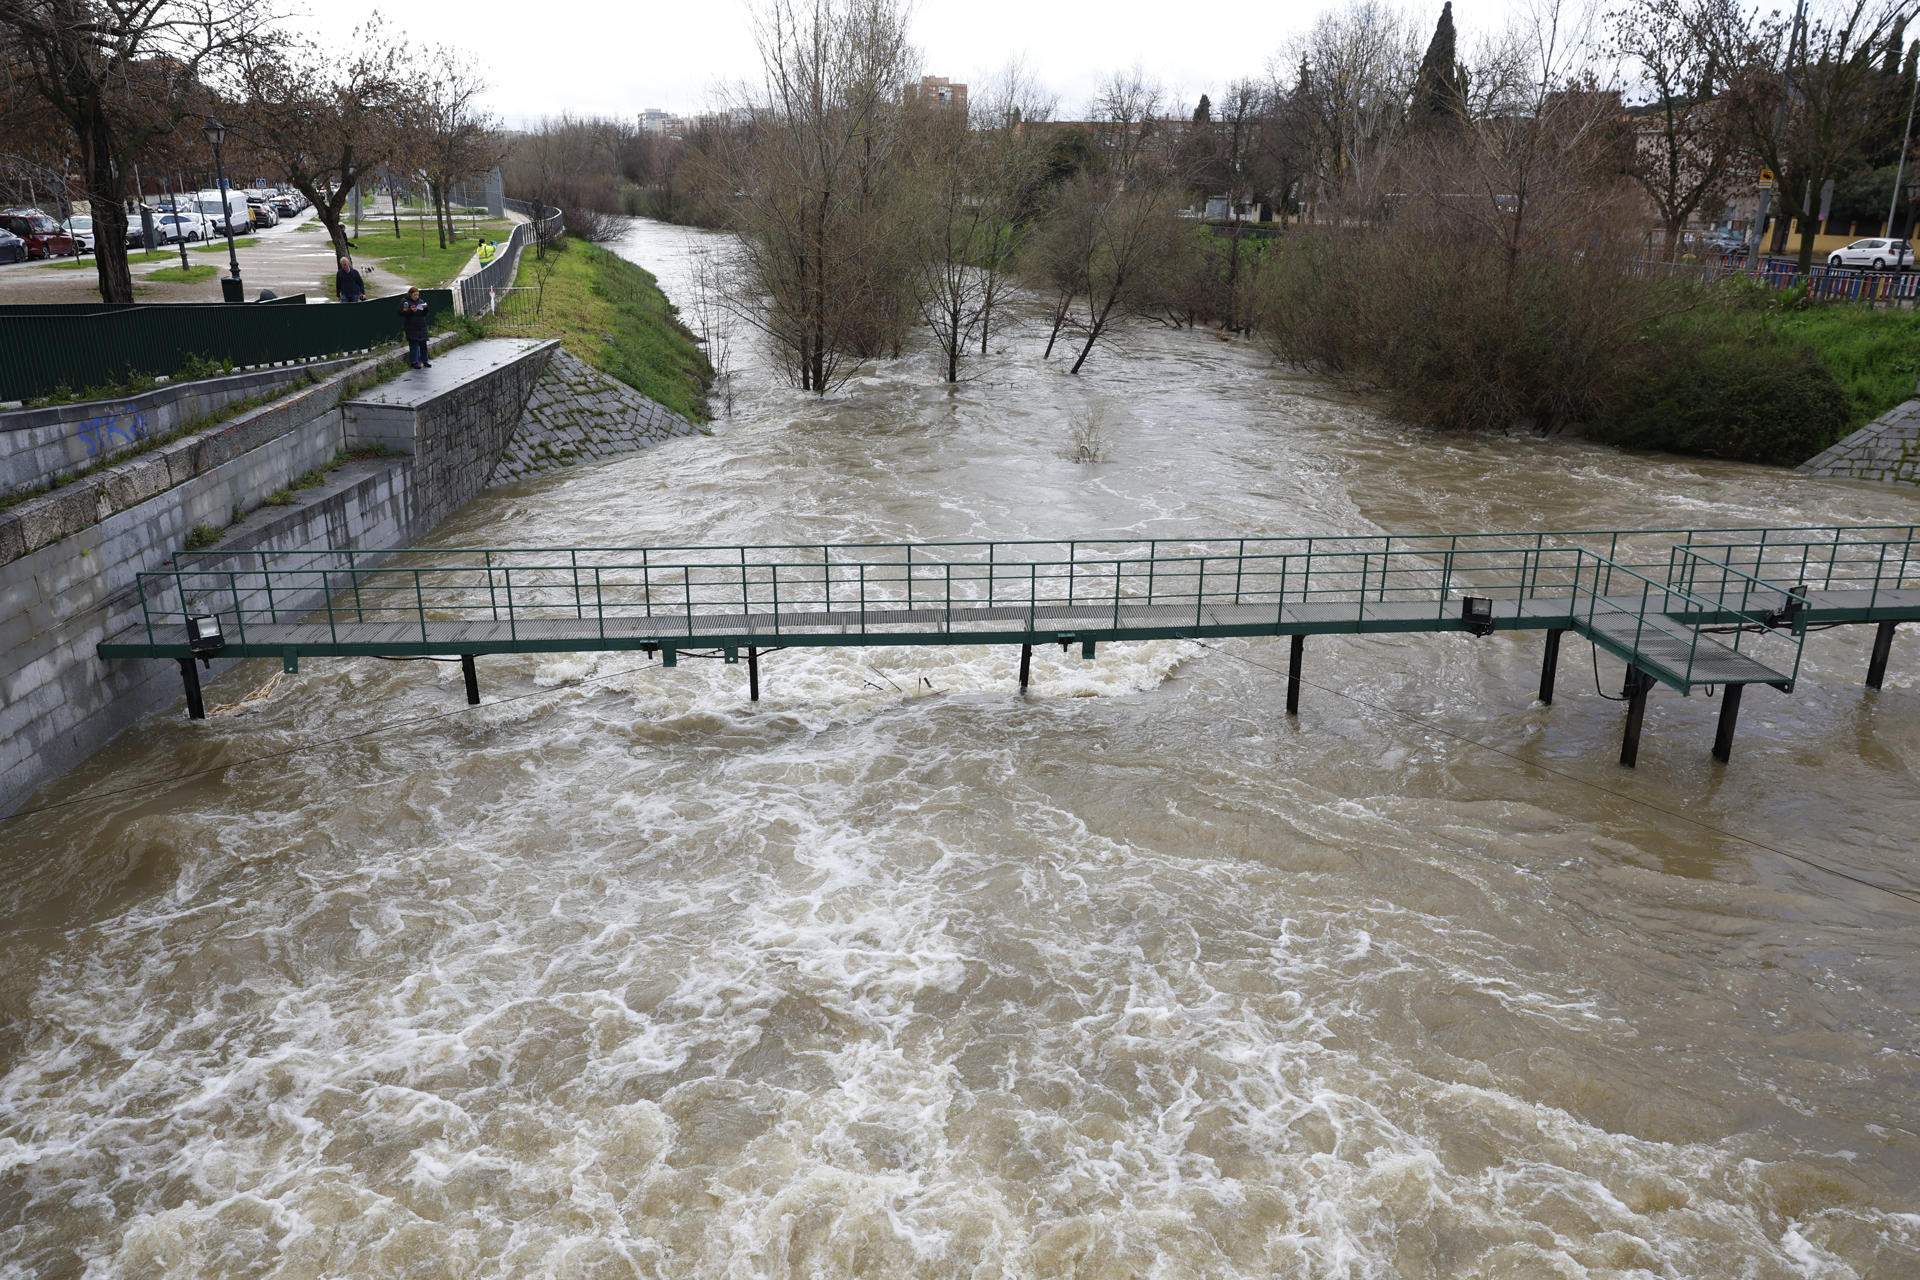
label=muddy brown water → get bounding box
[1,217,1917,1278]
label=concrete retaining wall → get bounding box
[0,359,361,501]
[342,339,555,529]
[0,460,415,817]
[492,348,703,486]
[0,336,551,817]
[1799,393,1920,485]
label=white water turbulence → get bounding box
[3,215,1920,1279]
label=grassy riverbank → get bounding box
[512,237,711,422]
[1258,235,1915,467]
[1593,298,1920,466]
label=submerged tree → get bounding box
[713,0,917,393]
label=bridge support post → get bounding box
[177,657,205,721]
[1019,643,1032,692]
[1712,683,1743,763]
[1287,635,1304,716]
[1867,620,1897,689]
[462,654,479,705]
[748,646,760,702]
[1538,629,1564,705]
[1619,665,1652,768]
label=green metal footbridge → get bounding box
[98,524,1920,769]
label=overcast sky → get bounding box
[298,0,1516,127]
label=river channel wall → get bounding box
[491,348,703,485]
[1798,387,1920,486]
[0,359,363,501]
[1,334,711,816]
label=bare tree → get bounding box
[902,107,990,381]
[713,0,917,392]
[1702,0,1915,269]
[970,58,1056,353]
[1285,0,1425,217]
[1611,0,1743,259]
[505,114,630,241]
[413,47,501,250]
[0,0,275,302]
[1027,71,1190,373]
[233,19,404,261]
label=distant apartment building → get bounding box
[908,76,967,113]
[639,108,676,135]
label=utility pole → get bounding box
[1887,54,1919,239]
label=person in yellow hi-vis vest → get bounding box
[475,238,497,265]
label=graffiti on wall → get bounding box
[74,405,149,459]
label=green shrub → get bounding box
[183,523,222,550]
[1598,313,1852,465]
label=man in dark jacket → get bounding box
[335,255,366,303]
[400,286,433,368]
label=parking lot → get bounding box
[0,205,434,303]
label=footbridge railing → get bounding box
[98,524,1920,770]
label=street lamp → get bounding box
[203,116,244,302]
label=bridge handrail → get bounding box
[122,531,1869,671]
[165,522,1920,563]
[131,541,1602,645]
[1665,535,1920,604]
[1570,552,1796,688]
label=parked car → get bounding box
[1827,238,1914,270]
[0,209,76,259]
[270,194,297,217]
[57,215,95,253]
[153,211,206,243]
[0,227,26,264]
[1702,232,1749,257]
[246,199,279,229]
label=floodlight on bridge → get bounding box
[186,614,225,659]
[1461,596,1495,637]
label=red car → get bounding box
[0,210,77,259]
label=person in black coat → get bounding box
[335,255,366,303]
[400,286,433,368]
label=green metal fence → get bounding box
[0,290,454,402]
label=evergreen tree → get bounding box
[1194,94,1212,123]
[1412,2,1467,128]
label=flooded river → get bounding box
[2,217,1918,1278]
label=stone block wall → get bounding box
[1799,394,1920,485]
[1,358,360,500]
[0,459,414,817]
[492,348,703,486]
[0,335,678,816]
[342,339,555,529]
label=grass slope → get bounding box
[1764,306,1920,432]
[515,237,711,423]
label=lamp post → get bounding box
[204,117,244,302]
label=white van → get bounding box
[194,189,251,236]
